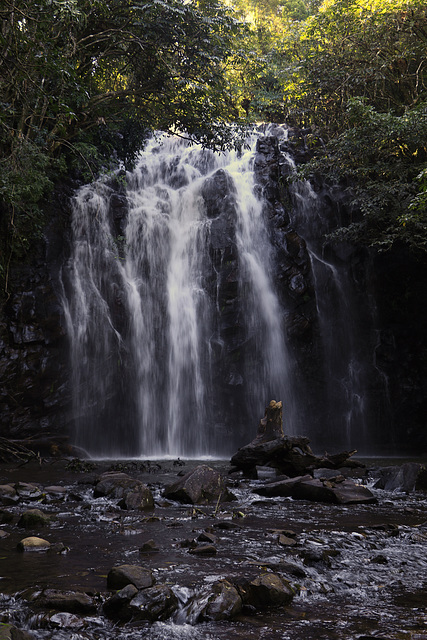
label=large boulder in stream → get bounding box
[231,400,364,478]
[163,464,235,505]
[371,462,427,493]
[18,508,52,528]
[185,580,243,623]
[125,585,179,622]
[254,475,376,505]
[29,589,96,614]
[0,624,34,640]
[94,472,154,510]
[107,564,154,590]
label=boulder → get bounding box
[139,539,159,554]
[186,580,242,623]
[372,463,425,493]
[125,585,179,622]
[118,487,154,511]
[235,572,295,610]
[107,564,154,590]
[254,475,376,505]
[247,573,294,609]
[44,486,67,498]
[197,531,217,544]
[189,544,217,556]
[103,584,139,620]
[278,534,297,547]
[17,537,50,552]
[0,624,34,640]
[94,472,154,510]
[0,484,18,505]
[15,483,43,500]
[49,612,84,629]
[29,589,96,614]
[0,509,13,524]
[163,464,235,505]
[326,479,377,505]
[18,509,52,528]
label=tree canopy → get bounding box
[0,0,247,291]
[231,0,427,253]
[1,0,427,293]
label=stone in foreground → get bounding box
[17,537,50,552]
[107,564,154,590]
[29,589,96,614]
[185,580,242,623]
[18,509,52,528]
[126,585,179,621]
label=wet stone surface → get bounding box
[0,458,426,639]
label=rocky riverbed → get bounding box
[0,457,426,640]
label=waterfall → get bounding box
[62,134,291,458]
[282,151,386,452]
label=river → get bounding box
[0,457,426,639]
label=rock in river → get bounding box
[254,475,376,505]
[94,472,154,510]
[17,537,51,552]
[163,464,235,505]
[125,585,179,622]
[18,509,52,528]
[185,580,242,623]
[107,564,154,590]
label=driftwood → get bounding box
[0,437,38,464]
[230,401,363,478]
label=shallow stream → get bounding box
[0,458,426,639]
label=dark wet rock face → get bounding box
[185,579,243,622]
[0,184,73,447]
[125,585,179,622]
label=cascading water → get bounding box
[282,150,387,452]
[62,133,292,458]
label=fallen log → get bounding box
[230,401,364,478]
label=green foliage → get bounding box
[0,0,249,293]
[300,98,427,252]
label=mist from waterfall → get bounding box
[62,134,292,458]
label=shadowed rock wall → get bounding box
[0,131,426,455]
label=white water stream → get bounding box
[62,134,291,458]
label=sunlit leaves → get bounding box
[301,98,427,252]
